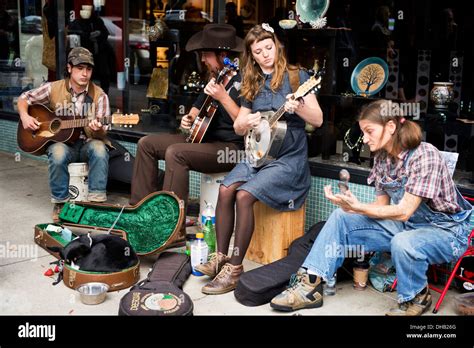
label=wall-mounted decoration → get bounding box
[238,0,258,24]
[351,57,389,97]
[296,0,330,29]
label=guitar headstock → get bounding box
[294,76,322,100]
[294,60,326,99]
[111,113,140,128]
[216,58,239,83]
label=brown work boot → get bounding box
[201,263,243,295]
[270,268,323,312]
[386,287,432,316]
[52,203,64,223]
[195,252,230,278]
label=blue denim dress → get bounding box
[222,70,312,211]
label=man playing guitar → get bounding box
[130,24,244,240]
[18,47,111,222]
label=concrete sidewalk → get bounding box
[0,151,459,315]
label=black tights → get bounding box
[215,183,258,265]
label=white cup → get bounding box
[82,5,93,11]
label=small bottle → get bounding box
[323,273,337,296]
[185,233,196,256]
[202,216,216,255]
[201,202,216,227]
[190,233,208,276]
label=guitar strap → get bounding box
[288,65,300,94]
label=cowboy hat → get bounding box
[185,24,244,52]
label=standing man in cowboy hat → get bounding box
[130,24,244,241]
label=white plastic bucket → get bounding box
[68,163,89,202]
[199,172,228,227]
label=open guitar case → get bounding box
[34,191,185,292]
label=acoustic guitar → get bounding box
[185,58,239,143]
[17,104,139,156]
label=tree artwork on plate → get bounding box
[357,64,385,96]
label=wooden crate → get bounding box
[245,202,305,265]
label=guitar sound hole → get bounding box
[50,119,62,133]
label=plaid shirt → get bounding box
[20,81,110,119]
[368,142,461,214]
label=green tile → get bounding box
[2,118,473,232]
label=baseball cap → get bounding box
[68,47,95,67]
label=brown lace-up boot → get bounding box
[195,252,230,278]
[201,263,243,295]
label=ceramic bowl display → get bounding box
[430,82,454,109]
[279,19,297,29]
[296,0,330,23]
[350,57,389,96]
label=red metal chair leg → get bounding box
[391,278,397,291]
[432,256,465,314]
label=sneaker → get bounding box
[88,192,107,202]
[195,252,230,278]
[386,288,432,316]
[201,263,243,295]
[270,268,323,312]
[52,203,64,223]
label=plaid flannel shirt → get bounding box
[368,142,461,214]
[20,81,110,119]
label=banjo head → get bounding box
[245,119,272,167]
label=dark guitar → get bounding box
[17,104,139,156]
[185,58,238,143]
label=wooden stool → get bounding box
[245,202,305,265]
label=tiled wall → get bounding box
[116,137,378,230]
[3,118,474,231]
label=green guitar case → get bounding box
[57,191,185,256]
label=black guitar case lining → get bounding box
[119,252,193,316]
[234,222,325,307]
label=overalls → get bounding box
[302,150,472,302]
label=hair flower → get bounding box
[262,23,274,33]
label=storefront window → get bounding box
[0,0,21,114]
[0,0,473,188]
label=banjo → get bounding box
[185,58,239,143]
[245,65,324,168]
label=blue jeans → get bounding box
[46,140,109,203]
[302,208,470,302]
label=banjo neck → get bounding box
[267,95,295,128]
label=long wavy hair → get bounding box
[240,24,287,102]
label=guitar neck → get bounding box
[60,116,111,130]
[268,100,292,127]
